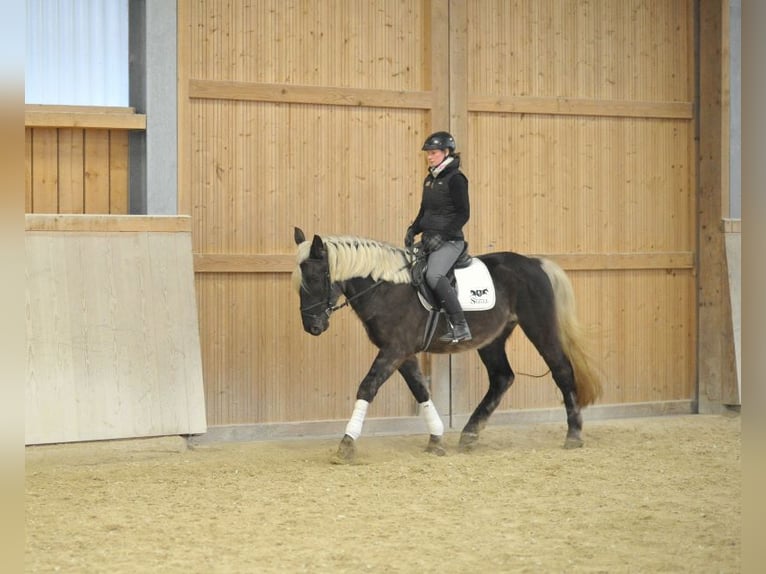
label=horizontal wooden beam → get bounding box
[541,251,694,271]
[468,96,693,120]
[192,251,694,274]
[194,254,295,273]
[188,79,433,110]
[25,105,147,130]
[25,214,191,233]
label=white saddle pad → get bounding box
[417,258,496,311]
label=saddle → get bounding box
[409,242,496,349]
[410,242,472,308]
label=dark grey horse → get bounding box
[293,228,603,463]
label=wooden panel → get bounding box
[186,0,427,90]
[83,130,111,214]
[30,128,59,213]
[109,130,129,214]
[466,114,694,255]
[187,101,425,253]
[466,0,691,102]
[25,106,143,215]
[25,219,206,444]
[57,129,85,213]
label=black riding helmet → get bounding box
[422,131,456,152]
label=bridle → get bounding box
[299,273,385,320]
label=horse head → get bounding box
[293,228,341,336]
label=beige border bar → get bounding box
[468,96,693,120]
[188,79,433,110]
[194,254,295,273]
[25,105,147,130]
[25,214,191,233]
[192,251,694,274]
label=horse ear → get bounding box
[309,235,325,259]
[294,227,306,245]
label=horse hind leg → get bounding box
[554,361,584,449]
[519,314,584,448]
[459,331,515,452]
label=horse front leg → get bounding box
[331,351,402,465]
[398,356,446,456]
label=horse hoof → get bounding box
[563,437,584,449]
[425,435,446,456]
[330,452,353,465]
[458,432,479,452]
[330,436,356,464]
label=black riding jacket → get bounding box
[410,155,470,241]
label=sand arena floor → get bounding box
[26,413,740,573]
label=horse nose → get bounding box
[308,324,323,336]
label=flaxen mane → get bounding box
[292,235,412,292]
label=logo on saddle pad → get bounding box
[418,259,496,311]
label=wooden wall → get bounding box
[25,105,146,214]
[178,0,699,431]
[448,0,697,417]
[179,0,440,426]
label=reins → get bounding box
[328,278,386,313]
[332,256,417,312]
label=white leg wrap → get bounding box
[344,399,369,440]
[420,399,444,437]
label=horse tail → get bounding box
[539,258,603,407]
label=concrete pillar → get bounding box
[129,0,177,214]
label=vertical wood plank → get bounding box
[109,130,129,213]
[697,0,728,411]
[57,128,85,213]
[31,128,59,213]
[84,129,111,213]
[429,0,450,129]
[25,128,33,212]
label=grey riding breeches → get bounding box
[425,240,465,289]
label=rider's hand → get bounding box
[404,226,416,249]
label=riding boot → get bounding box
[433,276,472,343]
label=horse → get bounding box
[292,227,603,463]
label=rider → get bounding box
[404,131,472,343]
